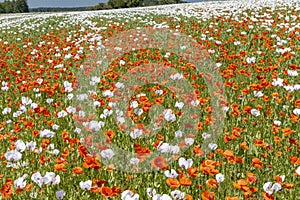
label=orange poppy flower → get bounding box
[225,197,240,200]
[54,163,67,172]
[179,173,192,186]
[262,192,274,200]
[72,167,84,175]
[151,156,168,170]
[201,190,215,200]
[105,130,115,141]
[83,155,101,170]
[282,128,293,137]
[1,178,13,199]
[240,142,248,150]
[101,186,113,198]
[252,158,263,168]
[187,167,198,178]
[166,178,180,189]
[246,173,257,184]
[206,178,218,189]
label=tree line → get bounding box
[0,0,29,13]
[87,0,185,10]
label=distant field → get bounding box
[0,0,299,199]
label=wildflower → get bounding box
[130,158,139,166]
[175,130,182,138]
[185,138,194,146]
[293,108,300,116]
[163,109,176,122]
[120,60,125,66]
[171,190,185,200]
[46,98,54,104]
[157,142,170,153]
[66,106,76,114]
[31,172,43,188]
[5,150,22,162]
[178,157,193,170]
[191,100,199,106]
[57,110,68,118]
[63,81,73,92]
[208,143,218,150]
[246,57,256,64]
[273,120,281,126]
[15,140,26,152]
[216,173,225,183]
[36,78,43,85]
[89,120,104,131]
[170,73,183,80]
[296,166,300,175]
[254,91,263,98]
[164,169,178,178]
[146,188,156,198]
[130,129,143,139]
[287,70,298,77]
[175,102,184,109]
[272,78,284,86]
[2,107,11,115]
[21,97,32,105]
[116,82,125,89]
[263,182,282,195]
[202,132,211,139]
[14,174,28,189]
[52,149,60,156]
[250,109,260,117]
[100,149,115,160]
[121,190,139,200]
[103,90,114,97]
[76,94,88,101]
[79,180,92,190]
[153,194,172,200]
[155,90,163,95]
[26,141,36,151]
[56,190,66,200]
[151,156,168,170]
[169,145,180,154]
[130,101,139,109]
[40,129,55,138]
[66,94,74,100]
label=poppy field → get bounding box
[0,0,299,199]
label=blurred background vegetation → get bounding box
[0,0,189,13]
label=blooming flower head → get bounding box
[250,109,260,117]
[56,190,66,200]
[79,180,92,190]
[121,190,139,200]
[178,157,193,170]
[5,150,22,162]
[263,182,282,195]
[216,173,225,183]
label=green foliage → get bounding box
[88,0,184,11]
[0,0,29,13]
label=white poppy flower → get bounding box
[216,173,225,183]
[79,180,92,190]
[178,157,193,170]
[56,190,66,200]
[164,169,178,178]
[5,150,22,162]
[250,109,260,117]
[15,140,26,152]
[100,149,115,160]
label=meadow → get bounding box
[0,0,299,199]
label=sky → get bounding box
[0,0,199,8]
[0,0,107,8]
